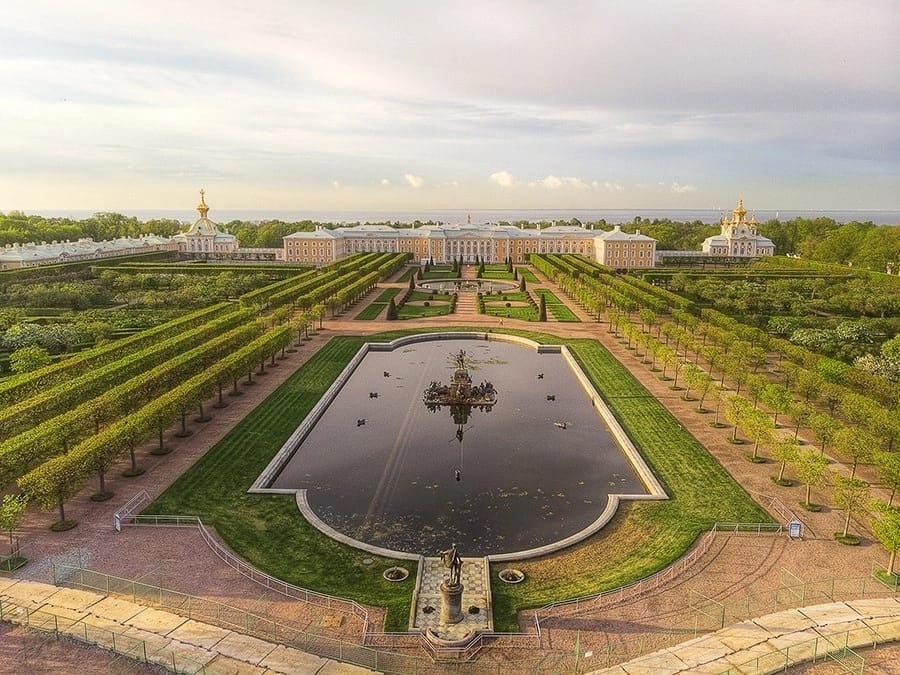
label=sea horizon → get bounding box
[12,207,900,226]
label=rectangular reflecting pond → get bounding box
[271,339,649,556]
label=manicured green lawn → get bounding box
[481,291,538,321]
[395,267,417,283]
[355,288,400,320]
[421,266,456,280]
[519,268,540,283]
[534,288,581,322]
[397,290,454,318]
[148,327,769,633]
[481,265,514,280]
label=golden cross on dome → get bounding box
[197,189,210,218]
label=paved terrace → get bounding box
[589,598,900,674]
[0,577,377,674]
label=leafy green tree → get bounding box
[870,502,900,575]
[638,308,657,334]
[723,394,752,443]
[18,455,84,529]
[809,413,842,455]
[726,360,750,395]
[787,401,814,440]
[0,494,28,550]
[875,451,900,506]
[746,408,776,461]
[832,476,870,539]
[681,364,704,401]
[792,448,829,510]
[738,373,763,407]
[9,345,52,374]
[771,436,800,485]
[761,383,794,426]
[833,426,876,479]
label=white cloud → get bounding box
[380,178,390,185]
[404,173,424,189]
[669,182,698,194]
[489,171,514,187]
[541,175,590,190]
[541,175,562,189]
[593,180,625,191]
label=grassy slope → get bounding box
[148,327,769,633]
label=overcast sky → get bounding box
[1,1,898,212]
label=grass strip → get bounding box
[534,288,581,322]
[481,291,538,321]
[355,288,400,320]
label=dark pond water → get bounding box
[271,339,647,556]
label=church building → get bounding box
[171,190,238,256]
[701,200,775,257]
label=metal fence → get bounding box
[114,492,371,633]
[0,593,209,674]
[0,540,32,573]
[718,631,867,675]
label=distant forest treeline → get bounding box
[2,211,898,272]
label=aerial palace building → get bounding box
[283,219,657,268]
[701,199,775,257]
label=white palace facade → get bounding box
[283,220,657,268]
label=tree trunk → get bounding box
[890,486,896,506]
[850,461,858,479]
[843,511,851,538]
[215,382,227,408]
[58,498,66,524]
[777,461,787,482]
[98,470,106,495]
[159,427,165,453]
[246,369,254,384]
[890,549,897,575]
[805,484,812,506]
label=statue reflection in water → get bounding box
[423,350,498,482]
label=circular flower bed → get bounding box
[383,566,410,582]
[498,568,525,584]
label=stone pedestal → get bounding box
[439,580,464,624]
